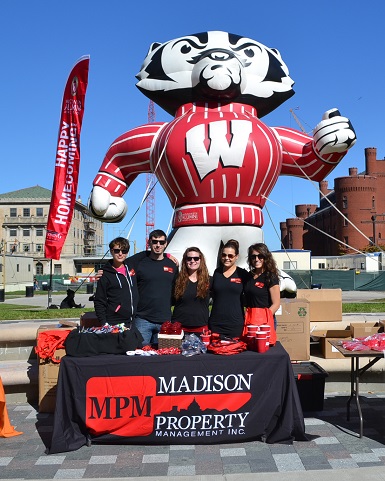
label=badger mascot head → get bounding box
[136,31,295,117]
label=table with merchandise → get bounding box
[48,341,307,453]
[328,338,385,438]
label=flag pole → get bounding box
[48,259,53,308]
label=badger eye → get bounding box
[244,48,254,58]
[181,44,191,54]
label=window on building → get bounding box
[23,229,30,237]
[10,229,17,237]
[318,263,326,269]
[283,261,297,270]
[372,196,375,210]
[36,207,44,217]
[343,214,348,226]
[36,229,43,237]
[28,265,31,272]
[17,264,19,272]
[344,236,349,246]
[10,208,17,217]
[54,264,62,275]
[23,208,30,217]
[36,262,43,275]
[23,244,30,252]
[36,244,43,252]
[342,196,347,209]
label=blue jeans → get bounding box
[134,317,161,346]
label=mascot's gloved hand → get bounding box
[88,185,128,223]
[313,108,357,155]
[278,269,297,299]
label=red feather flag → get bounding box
[45,56,90,260]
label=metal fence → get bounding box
[285,270,385,291]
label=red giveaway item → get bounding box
[35,329,72,362]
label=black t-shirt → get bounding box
[209,266,250,338]
[130,253,178,324]
[243,271,279,308]
[171,279,210,329]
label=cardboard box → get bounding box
[311,329,351,359]
[276,298,310,361]
[296,289,342,322]
[37,326,73,413]
[38,349,66,413]
[350,322,384,339]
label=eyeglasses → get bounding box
[186,256,200,262]
[151,239,166,245]
[221,253,236,259]
[251,254,265,261]
[112,248,129,254]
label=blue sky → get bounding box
[1,1,385,251]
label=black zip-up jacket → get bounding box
[93,260,139,325]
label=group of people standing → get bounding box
[93,229,281,346]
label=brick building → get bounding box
[280,147,385,255]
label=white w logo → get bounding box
[186,120,252,180]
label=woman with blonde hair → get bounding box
[172,247,211,334]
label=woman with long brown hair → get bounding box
[172,247,211,334]
[208,239,250,339]
[243,242,280,344]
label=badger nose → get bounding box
[210,51,231,61]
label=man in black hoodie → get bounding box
[94,237,139,326]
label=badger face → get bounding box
[136,31,295,117]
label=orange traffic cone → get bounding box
[0,377,23,437]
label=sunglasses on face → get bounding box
[151,239,166,245]
[112,248,129,254]
[251,254,265,261]
[186,256,200,262]
[221,253,236,259]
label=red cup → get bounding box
[255,333,267,353]
[200,334,210,346]
[246,335,255,350]
[247,325,259,334]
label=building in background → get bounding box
[280,147,385,256]
[0,186,105,277]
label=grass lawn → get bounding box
[342,302,385,313]
[0,303,94,321]
[0,300,384,321]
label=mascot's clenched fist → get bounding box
[89,31,356,288]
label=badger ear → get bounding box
[270,48,282,60]
[147,42,162,55]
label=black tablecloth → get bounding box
[48,342,307,453]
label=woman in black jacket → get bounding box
[94,237,139,326]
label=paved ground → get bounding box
[1,391,385,479]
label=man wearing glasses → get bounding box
[129,229,179,346]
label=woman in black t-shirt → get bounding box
[243,243,280,312]
[172,247,210,334]
[243,243,280,343]
[209,239,249,339]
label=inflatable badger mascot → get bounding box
[89,31,356,293]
